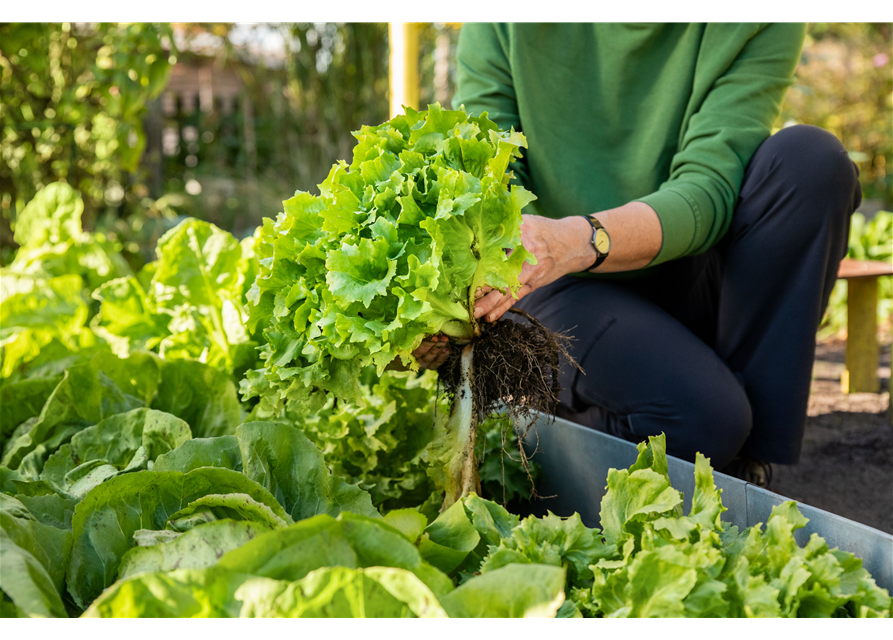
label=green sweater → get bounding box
[452,23,806,268]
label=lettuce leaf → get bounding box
[84,565,448,618]
[252,369,441,511]
[1,356,151,473]
[117,519,274,581]
[439,563,566,618]
[0,184,132,380]
[0,529,69,617]
[0,375,63,443]
[65,466,289,609]
[244,104,536,415]
[8,182,131,294]
[91,219,259,377]
[39,408,191,496]
[0,494,72,617]
[236,421,379,521]
[0,274,90,379]
[215,512,453,598]
[152,359,242,438]
[480,512,612,586]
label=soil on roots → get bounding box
[437,308,578,496]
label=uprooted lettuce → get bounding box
[249,368,541,514]
[242,103,536,416]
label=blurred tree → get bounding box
[777,23,892,207]
[0,22,176,259]
[155,23,392,239]
[282,23,391,189]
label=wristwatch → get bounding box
[581,215,611,272]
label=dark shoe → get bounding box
[720,457,773,488]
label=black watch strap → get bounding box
[580,215,610,272]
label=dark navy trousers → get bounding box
[515,125,862,467]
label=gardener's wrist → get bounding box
[589,202,661,273]
[557,215,600,274]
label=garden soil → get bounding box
[771,334,893,535]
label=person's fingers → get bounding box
[420,343,440,358]
[486,299,514,323]
[418,341,446,368]
[421,350,446,369]
[473,288,507,319]
[488,295,513,321]
[412,340,435,358]
[474,286,493,300]
[413,336,452,369]
[484,283,533,323]
[474,258,538,319]
[475,285,523,320]
[429,345,451,369]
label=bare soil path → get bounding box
[771,335,892,534]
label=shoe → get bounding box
[720,457,773,488]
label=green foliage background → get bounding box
[776,23,892,205]
[0,23,176,264]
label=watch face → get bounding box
[594,228,611,254]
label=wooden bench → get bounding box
[836,258,893,394]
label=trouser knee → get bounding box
[655,380,753,469]
[749,125,861,223]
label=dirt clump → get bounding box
[439,309,576,426]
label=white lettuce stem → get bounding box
[448,342,480,502]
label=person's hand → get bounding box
[474,214,593,323]
[387,334,452,371]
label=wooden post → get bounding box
[389,23,419,119]
[842,277,879,393]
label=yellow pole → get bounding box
[841,277,880,393]
[389,23,419,119]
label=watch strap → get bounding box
[580,215,609,272]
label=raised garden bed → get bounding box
[523,413,893,593]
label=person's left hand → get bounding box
[473,214,592,323]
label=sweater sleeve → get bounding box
[637,23,806,266]
[451,23,531,187]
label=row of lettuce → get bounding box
[1,184,891,617]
